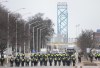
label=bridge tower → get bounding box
[57,2,68,43]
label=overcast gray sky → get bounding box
[2,0,100,38]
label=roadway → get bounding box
[0,61,78,68]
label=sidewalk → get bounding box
[76,57,100,67]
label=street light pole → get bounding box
[39,28,46,49]
[7,12,9,64]
[24,23,26,54]
[33,27,34,52]
[76,24,80,64]
[7,8,25,63]
[32,23,44,52]
[36,25,47,52]
[37,25,48,51]
[37,28,39,52]
[15,20,18,55]
[28,24,31,53]
[29,22,47,52]
[29,21,40,53]
[40,29,42,48]
[12,8,25,56]
[19,12,32,53]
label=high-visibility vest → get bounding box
[54,58,57,60]
[22,59,24,61]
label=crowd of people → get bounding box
[0,53,78,67]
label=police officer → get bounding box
[0,56,5,66]
[97,53,100,60]
[72,56,76,66]
[95,53,98,60]
[62,57,66,66]
[10,57,14,67]
[25,57,30,66]
[78,53,82,63]
[15,57,20,67]
[89,53,93,62]
[21,57,25,66]
[44,54,48,66]
[15,57,17,66]
[66,56,71,66]
[38,53,41,60]
[54,56,57,66]
[31,57,34,66]
[58,56,61,66]
[41,54,44,66]
[49,56,53,66]
[17,57,20,67]
[34,58,38,66]
[40,57,43,66]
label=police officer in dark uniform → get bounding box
[31,57,34,66]
[15,57,17,66]
[0,54,5,66]
[25,57,30,66]
[89,53,93,62]
[0,57,5,66]
[34,58,38,66]
[44,54,48,66]
[54,56,57,66]
[49,56,53,66]
[58,55,61,66]
[38,53,41,61]
[62,57,66,66]
[17,57,20,67]
[40,57,43,66]
[72,56,76,66]
[21,57,25,66]
[42,54,45,65]
[36,58,38,66]
[66,56,71,66]
[97,53,100,60]
[15,57,20,67]
[78,53,82,63]
[10,57,14,67]
[95,53,98,60]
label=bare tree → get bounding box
[77,30,95,53]
[0,3,54,54]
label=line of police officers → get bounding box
[8,53,77,67]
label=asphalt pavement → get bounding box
[0,61,77,68]
[1,56,100,68]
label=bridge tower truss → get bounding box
[57,2,68,42]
